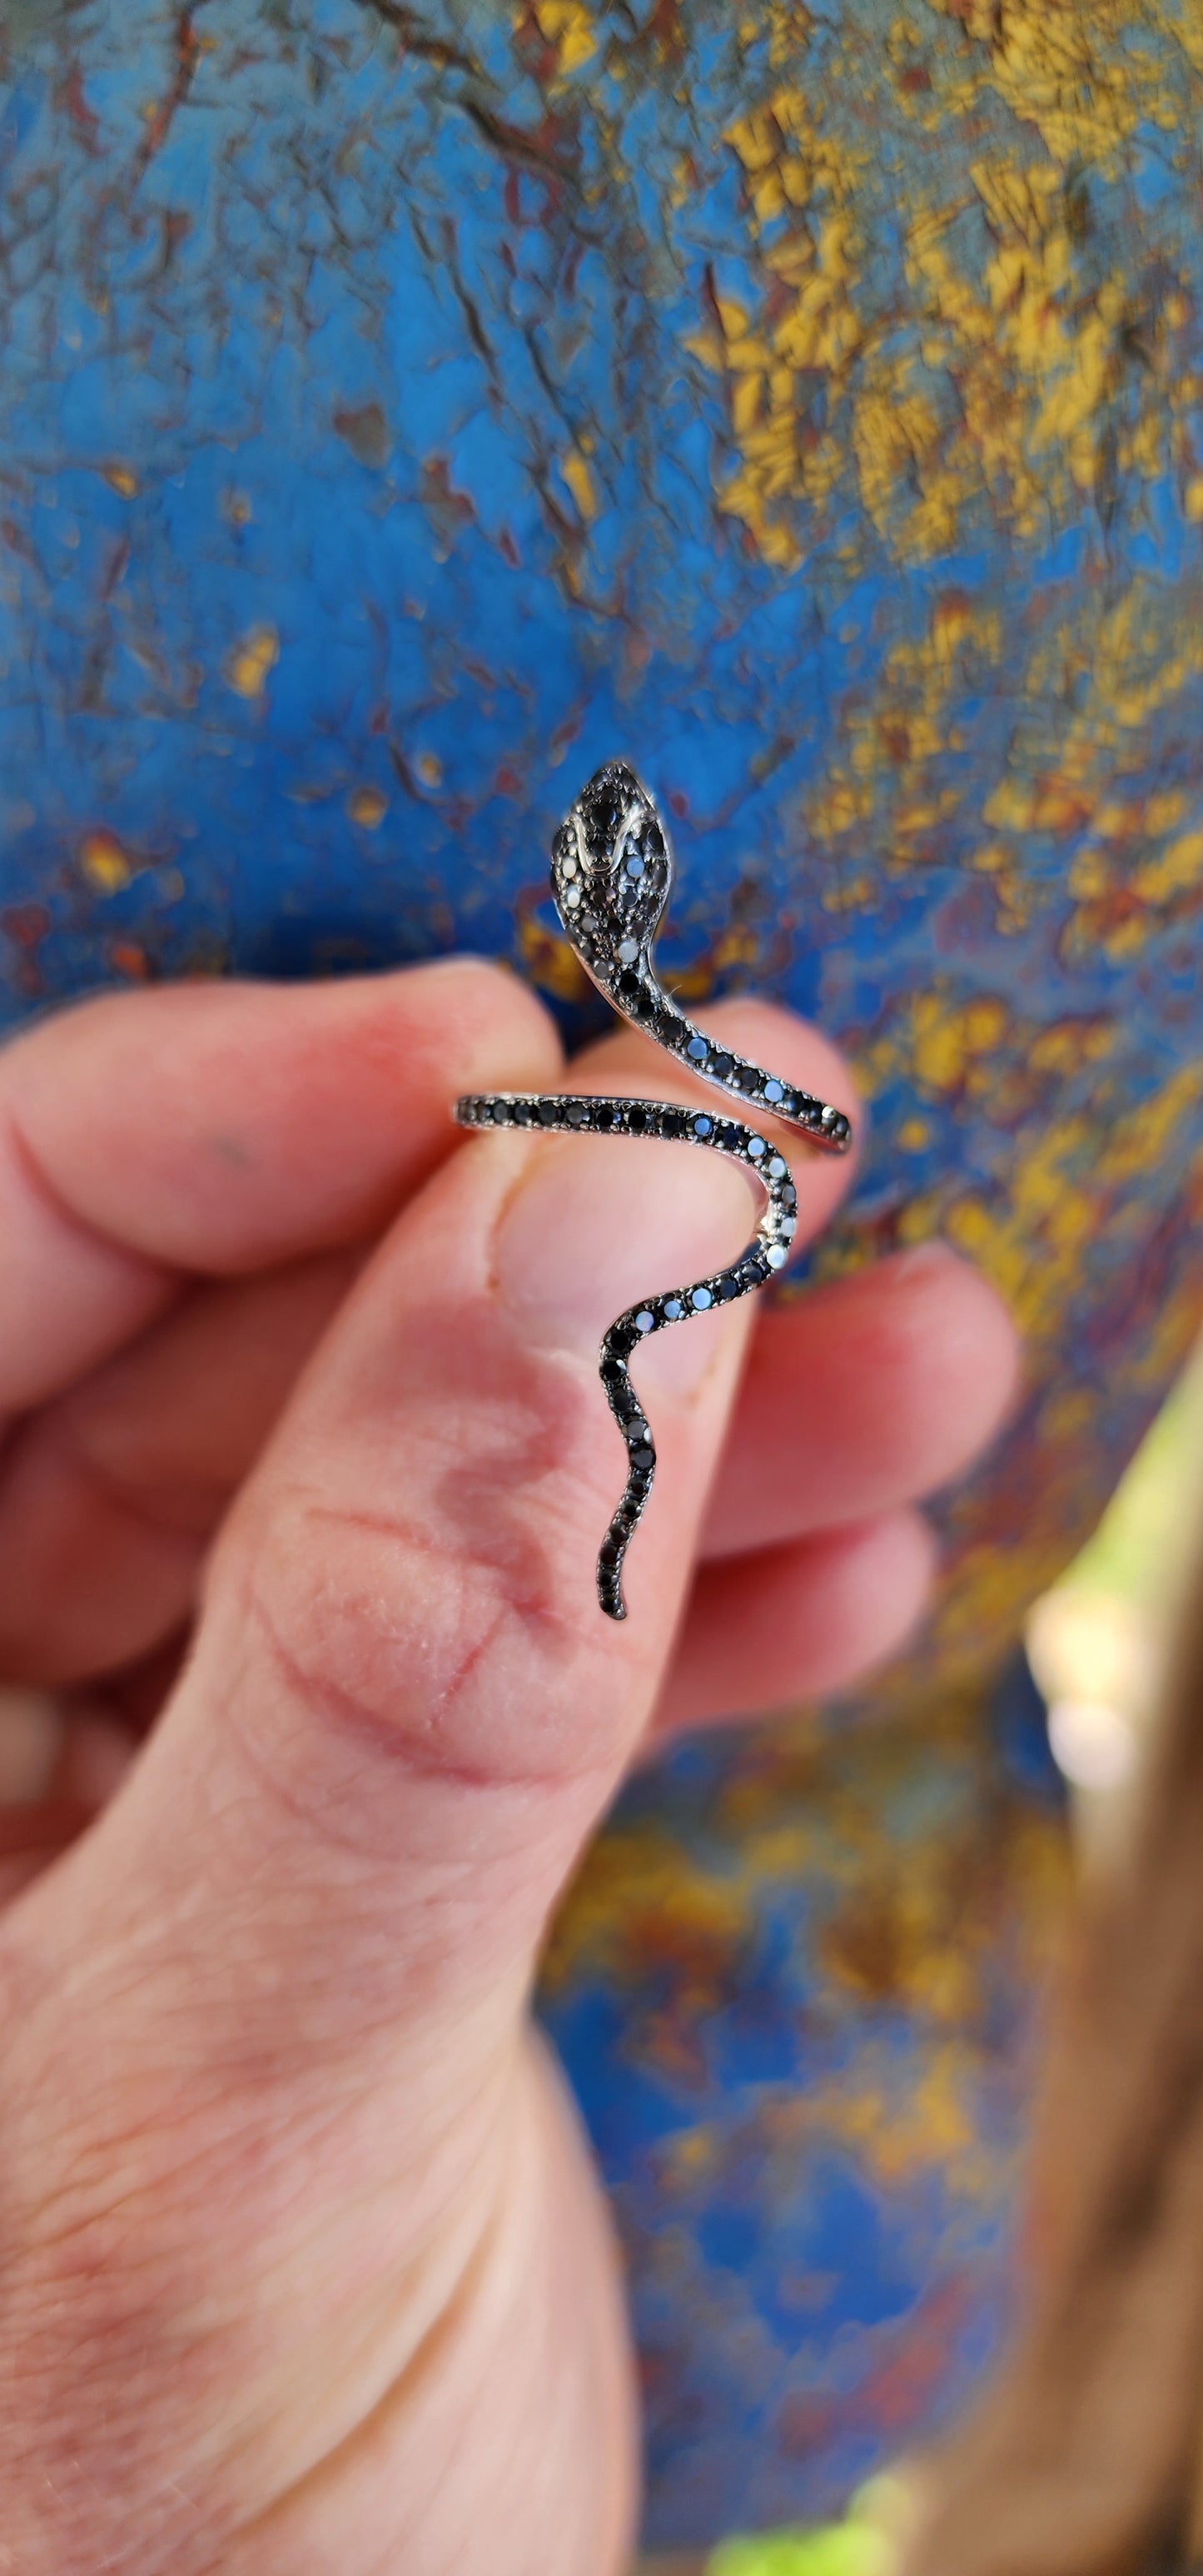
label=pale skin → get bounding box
[0,962,1019,2574]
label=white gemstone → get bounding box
[561,853,579,878]
[564,884,581,910]
[766,1244,788,1269]
[618,937,639,963]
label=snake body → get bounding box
[455,761,853,1619]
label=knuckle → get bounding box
[207,1344,628,1846]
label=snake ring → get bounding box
[455,760,853,1621]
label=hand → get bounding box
[0,964,1017,2574]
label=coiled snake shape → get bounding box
[455,761,853,1620]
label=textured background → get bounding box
[2,0,1202,2545]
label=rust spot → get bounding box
[57,62,102,152]
[2,905,51,951]
[332,400,391,470]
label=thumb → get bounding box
[23,1053,847,2077]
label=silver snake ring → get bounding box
[455,760,853,1621]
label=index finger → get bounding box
[0,963,561,1415]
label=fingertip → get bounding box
[877,1240,1022,1459]
[780,1503,938,1688]
[2,958,565,1281]
[713,1237,1022,1559]
[656,1506,936,1734]
[403,953,564,1082]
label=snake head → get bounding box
[551,760,672,978]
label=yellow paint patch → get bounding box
[911,991,1009,1092]
[224,624,279,699]
[1131,827,1203,903]
[79,829,133,893]
[346,786,388,829]
[533,0,596,74]
[100,462,138,499]
[560,447,600,520]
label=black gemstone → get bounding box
[742,1257,769,1286]
[718,1275,742,1302]
[566,1100,589,1126]
[599,1539,620,1569]
[537,1099,560,1126]
[630,1444,654,1471]
[616,1386,640,1419]
[713,1052,734,1080]
[601,1360,624,1388]
[781,1182,798,1209]
[661,1107,686,1139]
[594,1102,617,1131]
[627,1104,648,1134]
[738,1065,762,1094]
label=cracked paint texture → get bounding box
[1,0,1201,2546]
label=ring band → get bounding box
[455,760,852,1620]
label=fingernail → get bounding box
[495,1124,756,1396]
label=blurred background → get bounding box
[635,1333,1203,2574]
